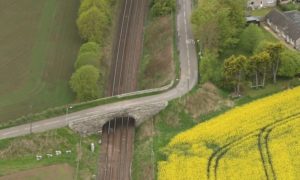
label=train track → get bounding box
[98,117,135,180]
[98,0,148,179]
[108,0,147,96]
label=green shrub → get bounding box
[200,51,222,84]
[151,0,176,17]
[79,41,100,54]
[77,6,109,44]
[79,0,110,15]
[279,50,300,78]
[75,52,100,69]
[239,24,264,55]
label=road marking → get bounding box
[183,0,191,86]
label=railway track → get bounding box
[98,0,148,179]
[98,117,135,180]
[108,0,147,96]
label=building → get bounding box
[265,9,300,50]
[248,0,276,9]
[246,16,261,25]
[247,0,292,9]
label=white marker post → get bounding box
[91,143,95,152]
[65,106,73,125]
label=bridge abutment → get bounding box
[69,101,168,136]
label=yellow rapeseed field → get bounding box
[158,86,300,180]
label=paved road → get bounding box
[0,0,198,140]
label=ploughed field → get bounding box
[0,0,81,122]
[158,87,300,180]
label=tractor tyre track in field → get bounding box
[207,113,300,180]
[258,128,277,180]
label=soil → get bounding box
[0,164,74,180]
[185,83,234,118]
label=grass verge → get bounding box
[250,7,273,16]
[138,13,176,90]
[0,128,100,179]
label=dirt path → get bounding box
[0,164,74,180]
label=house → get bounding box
[248,0,277,9]
[247,0,292,9]
[265,9,300,50]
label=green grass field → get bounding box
[0,128,100,179]
[0,0,82,122]
[250,7,273,17]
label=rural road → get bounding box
[0,0,198,140]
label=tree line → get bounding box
[70,0,113,101]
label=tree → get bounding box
[79,41,100,55]
[224,55,247,95]
[239,24,264,55]
[199,51,222,83]
[77,6,109,44]
[246,51,271,88]
[254,40,270,53]
[264,43,284,83]
[151,0,175,16]
[75,52,100,69]
[79,0,110,15]
[279,50,300,78]
[75,42,102,69]
[191,0,245,51]
[191,0,221,51]
[70,65,100,101]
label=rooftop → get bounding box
[266,9,300,40]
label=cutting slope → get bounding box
[0,0,81,122]
[158,86,300,180]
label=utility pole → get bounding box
[65,106,73,125]
[29,105,33,134]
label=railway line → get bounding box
[99,0,148,179]
[108,0,148,96]
[98,117,135,180]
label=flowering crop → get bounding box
[158,87,300,180]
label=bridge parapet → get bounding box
[69,101,168,136]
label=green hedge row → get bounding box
[70,0,113,101]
